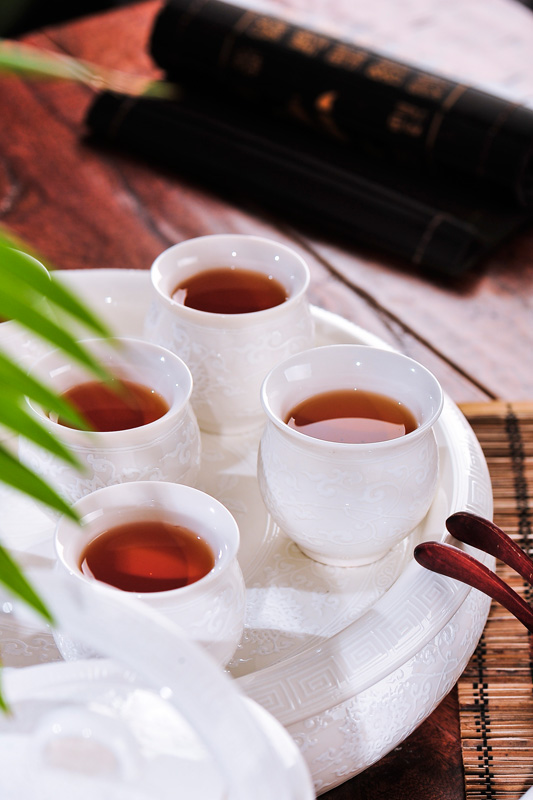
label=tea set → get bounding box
[17,231,443,568]
[0,233,449,797]
[6,231,447,659]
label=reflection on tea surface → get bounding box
[172,266,288,314]
[53,379,169,431]
[285,388,418,444]
[79,519,215,592]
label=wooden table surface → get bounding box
[1,0,532,797]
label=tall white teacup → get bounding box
[258,345,444,566]
[145,234,314,435]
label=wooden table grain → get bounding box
[1,1,532,797]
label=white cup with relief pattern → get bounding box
[145,234,315,435]
[258,344,444,566]
[19,337,201,506]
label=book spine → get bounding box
[86,91,483,276]
[150,0,533,206]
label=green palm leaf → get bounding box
[0,232,116,643]
[0,351,89,430]
[0,544,54,624]
[0,672,8,715]
[0,394,82,467]
[1,246,111,337]
[0,444,77,519]
[0,283,111,383]
[0,41,153,709]
[0,38,178,99]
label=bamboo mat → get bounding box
[458,402,533,800]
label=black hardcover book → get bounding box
[150,0,533,207]
[85,90,533,276]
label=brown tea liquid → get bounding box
[79,519,216,593]
[55,379,169,431]
[286,389,418,444]
[172,266,288,313]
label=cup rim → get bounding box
[260,344,444,450]
[54,481,241,598]
[25,337,194,441]
[150,234,311,324]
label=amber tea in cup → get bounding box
[172,266,288,314]
[79,518,215,592]
[285,388,418,444]
[54,378,169,431]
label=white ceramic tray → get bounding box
[0,269,494,795]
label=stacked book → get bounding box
[86,0,533,277]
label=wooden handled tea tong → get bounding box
[415,511,533,633]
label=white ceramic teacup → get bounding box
[145,234,315,435]
[258,344,444,566]
[54,480,246,667]
[19,338,201,505]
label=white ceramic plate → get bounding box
[0,269,493,795]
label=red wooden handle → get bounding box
[414,540,533,633]
[446,511,533,586]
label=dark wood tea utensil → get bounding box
[445,511,533,586]
[414,512,533,634]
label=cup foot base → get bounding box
[296,544,390,567]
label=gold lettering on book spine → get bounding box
[248,15,288,41]
[365,59,410,86]
[325,44,369,70]
[218,10,257,71]
[289,29,331,56]
[387,101,428,137]
[407,74,451,101]
[314,90,348,140]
